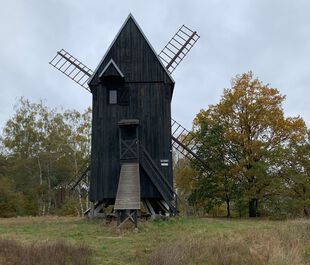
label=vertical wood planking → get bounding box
[89,17,174,202]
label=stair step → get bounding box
[114,163,140,210]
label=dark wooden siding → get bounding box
[89,17,173,86]
[89,17,174,202]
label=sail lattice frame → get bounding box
[49,49,93,92]
[159,25,200,74]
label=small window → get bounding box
[109,90,117,104]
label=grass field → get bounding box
[0,216,309,265]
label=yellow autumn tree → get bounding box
[193,72,306,217]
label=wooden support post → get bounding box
[116,210,139,230]
[90,202,95,219]
[134,210,138,229]
[117,210,121,227]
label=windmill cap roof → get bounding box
[87,13,175,86]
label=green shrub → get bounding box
[57,197,79,216]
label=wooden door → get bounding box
[119,124,139,162]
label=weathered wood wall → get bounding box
[89,17,174,202]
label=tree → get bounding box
[188,124,241,217]
[192,72,306,217]
[281,130,310,218]
[1,98,91,216]
[174,157,199,216]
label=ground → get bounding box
[0,216,309,265]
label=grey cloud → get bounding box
[0,0,309,131]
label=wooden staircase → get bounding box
[114,163,141,210]
[114,163,140,228]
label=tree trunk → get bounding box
[249,198,258,217]
[304,207,310,219]
[226,195,231,218]
[37,156,45,215]
[42,202,46,216]
[86,194,89,212]
[77,184,84,216]
[37,157,43,185]
[73,151,84,216]
[47,167,51,215]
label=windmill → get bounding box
[49,14,207,227]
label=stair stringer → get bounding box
[140,144,177,215]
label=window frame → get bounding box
[108,89,117,105]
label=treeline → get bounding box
[175,72,310,219]
[1,72,309,219]
[0,98,91,217]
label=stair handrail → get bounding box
[140,144,179,212]
[140,145,174,193]
[141,155,173,201]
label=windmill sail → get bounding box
[49,49,93,92]
[171,118,211,171]
[158,25,200,74]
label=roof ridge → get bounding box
[87,13,174,85]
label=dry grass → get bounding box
[0,239,92,265]
[0,216,80,226]
[0,216,309,265]
[149,220,310,265]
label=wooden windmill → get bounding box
[49,14,206,227]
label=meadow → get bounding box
[0,216,309,265]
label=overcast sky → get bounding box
[0,0,309,130]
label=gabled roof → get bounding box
[87,13,174,85]
[98,59,124,78]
